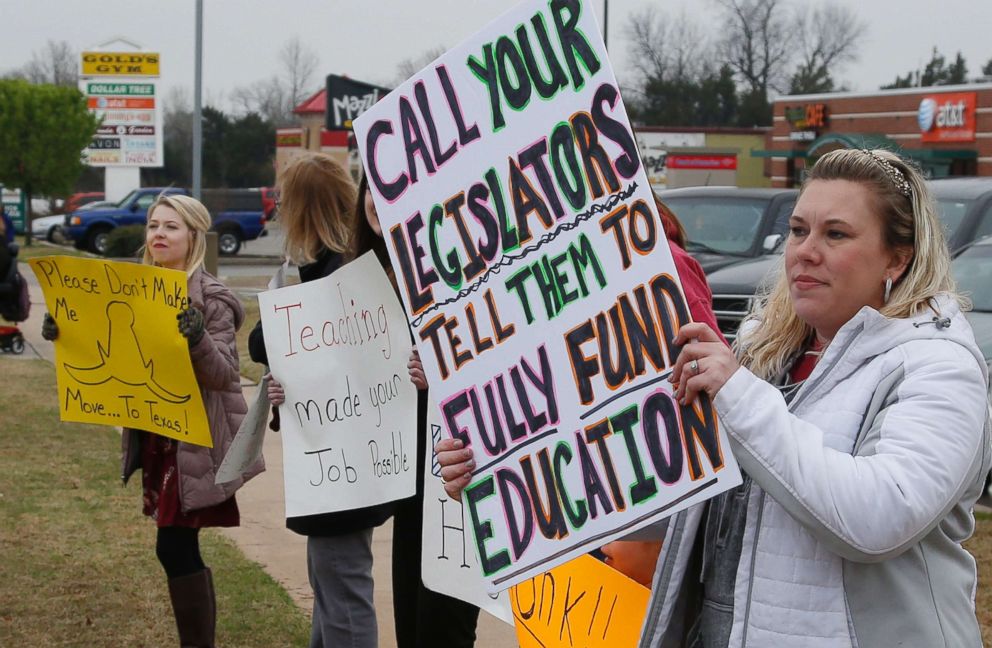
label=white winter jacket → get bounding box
[639,295,991,648]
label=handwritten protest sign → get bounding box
[355,0,742,590]
[511,554,650,647]
[29,256,211,446]
[422,402,513,624]
[259,252,417,516]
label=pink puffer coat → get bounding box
[122,268,264,512]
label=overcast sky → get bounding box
[3,0,992,111]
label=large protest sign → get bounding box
[355,0,741,590]
[259,252,417,517]
[29,256,211,446]
[422,404,648,640]
[511,554,650,647]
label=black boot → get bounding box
[167,568,216,648]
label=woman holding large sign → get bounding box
[651,149,989,647]
[43,193,263,647]
[249,153,394,648]
[441,148,990,647]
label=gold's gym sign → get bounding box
[81,52,159,77]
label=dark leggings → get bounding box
[156,526,206,578]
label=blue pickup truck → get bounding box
[64,187,267,255]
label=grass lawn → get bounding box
[14,235,95,261]
[0,360,310,647]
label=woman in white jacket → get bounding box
[643,147,990,647]
[435,147,991,647]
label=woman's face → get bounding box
[786,179,909,342]
[146,205,191,271]
[364,188,382,237]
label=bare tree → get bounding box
[230,77,288,124]
[164,85,192,116]
[230,37,319,125]
[790,3,866,94]
[18,40,78,86]
[715,0,794,93]
[712,0,794,124]
[393,46,447,86]
[625,8,709,92]
[280,37,319,111]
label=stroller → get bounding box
[0,241,29,354]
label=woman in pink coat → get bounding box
[43,194,263,647]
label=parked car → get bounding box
[657,187,798,274]
[706,178,992,341]
[31,214,67,242]
[76,200,116,212]
[63,187,268,256]
[950,236,992,494]
[953,236,992,362]
[63,191,105,214]
[260,187,279,221]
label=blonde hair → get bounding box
[279,153,355,264]
[143,193,211,275]
[737,148,963,379]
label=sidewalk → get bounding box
[11,261,518,648]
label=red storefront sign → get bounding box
[667,154,738,170]
[918,92,976,143]
[319,129,349,147]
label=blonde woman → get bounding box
[247,153,394,648]
[439,148,991,647]
[645,149,990,647]
[43,193,263,647]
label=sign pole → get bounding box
[192,0,203,201]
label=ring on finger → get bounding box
[690,359,700,374]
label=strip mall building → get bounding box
[762,83,992,187]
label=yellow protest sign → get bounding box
[510,554,650,647]
[29,256,211,447]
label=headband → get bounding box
[861,149,912,198]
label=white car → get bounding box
[31,214,66,242]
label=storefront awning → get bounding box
[902,148,977,161]
[750,149,807,158]
[753,133,978,171]
[806,133,900,157]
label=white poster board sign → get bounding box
[421,402,513,624]
[259,252,417,516]
[355,0,741,591]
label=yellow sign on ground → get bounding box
[29,256,211,447]
[81,51,160,77]
[510,554,651,647]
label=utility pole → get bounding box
[192,0,203,200]
[603,0,609,50]
[193,0,218,274]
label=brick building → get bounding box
[760,83,992,187]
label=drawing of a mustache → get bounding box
[64,301,191,404]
